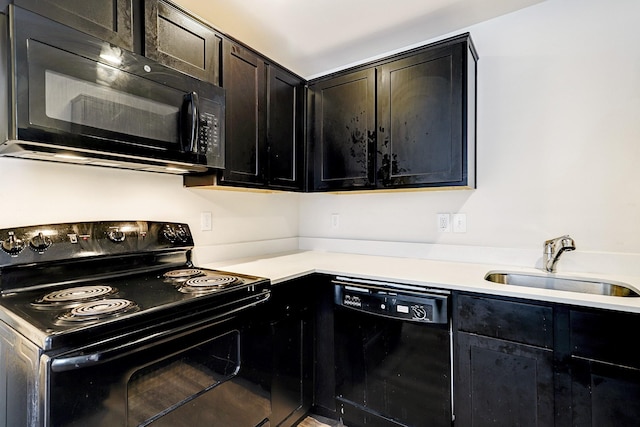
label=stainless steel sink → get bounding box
[484,271,639,297]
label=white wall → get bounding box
[0,158,300,263]
[3,0,639,273]
[298,0,640,260]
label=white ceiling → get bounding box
[174,0,546,78]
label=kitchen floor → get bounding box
[298,414,346,427]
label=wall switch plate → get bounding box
[331,213,340,229]
[200,211,212,231]
[453,213,467,233]
[437,213,451,232]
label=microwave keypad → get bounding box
[199,112,219,154]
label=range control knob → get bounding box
[411,305,428,320]
[175,225,189,242]
[163,226,177,243]
[106,229,126,243]
[29,232,52,253]
[2,232,25,256]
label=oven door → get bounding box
[45,313,272,427]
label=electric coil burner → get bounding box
[162,268,204,281]
[163,268,246,294]
[180,274,240,292]
[32,285,118,309]
[0,220,272,427]
[56,298,140,324]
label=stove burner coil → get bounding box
[178,274,242,294]
[32,285,118,309]
[162,269,203,281]
[57,298,139,323]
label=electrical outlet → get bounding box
[200,211,212,231]
[453,213,467,233]
[437,213,451,232]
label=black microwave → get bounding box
[0,6,225,174]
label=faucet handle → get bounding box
[545,234,574,248]
[558,235,576,250]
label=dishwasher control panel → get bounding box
[333,278,449,324]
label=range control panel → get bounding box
[333,278,449,324]
[0,221,194,266]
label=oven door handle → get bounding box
[50,290,270,372]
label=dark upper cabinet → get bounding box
[217,39,304,191]
[267,66,305,190]
[14,0,222,84]
[308,34,477,192]
[220,40,266,187]
[308,69,376,191]
[13,0,135,50]
[144,0,221,85]
[378,42,469,187]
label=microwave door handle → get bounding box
[180,91,199,153]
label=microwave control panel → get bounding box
[198,98,224,168]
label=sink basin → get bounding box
[484,271,639,297]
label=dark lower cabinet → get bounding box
[568,308,640,427]
[456,332,554,427]
[570,358,640,427]
[268,278,314,427]
[454,294,555,427]
[454,293,640,427]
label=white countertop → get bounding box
[202,250,640,314]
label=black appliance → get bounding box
[0,6,225,174]
[0,221,271,427]
[333,277,452,427]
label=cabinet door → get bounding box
[309,69,376,191]
[221,40,267,187]
[144,0,221,85]
[271,309,313,427]
[269,278,315,427]
[569,308,640,426]
[456,332,555,427]
[377,43,469,188]
[267,66,304,191]
[14,0,134,50]
[571,358,640,427]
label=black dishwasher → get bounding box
[333,277,452,427]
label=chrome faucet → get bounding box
[543,235,576,272]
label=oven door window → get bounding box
[22,39,183,149]
[127,330,240,426]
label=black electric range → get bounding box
[0,220,270,352]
